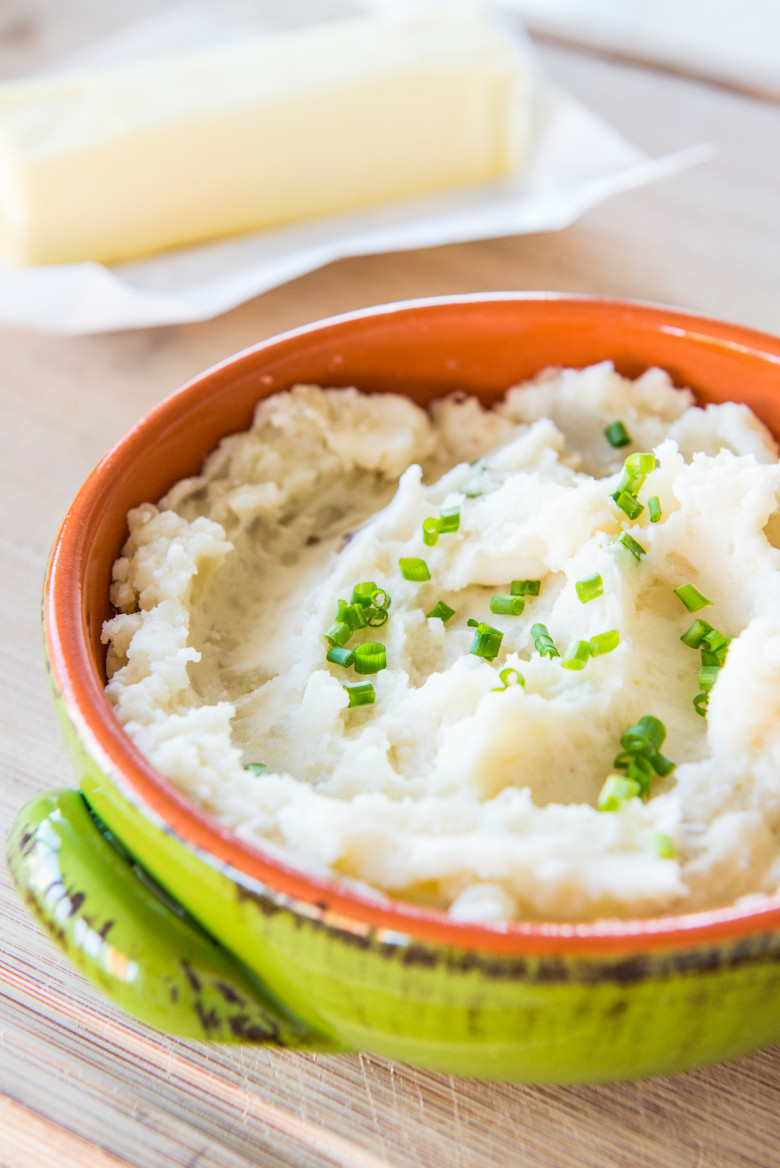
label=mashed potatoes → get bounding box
[102,363,780,923]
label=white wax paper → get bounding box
[0,1,709,335]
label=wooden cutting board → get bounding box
[2,2,780,1165]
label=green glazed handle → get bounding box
[6,788,335,1049]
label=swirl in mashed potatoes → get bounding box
[102,363,780,922]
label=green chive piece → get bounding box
[680,619,713,649]
[353,642,387,675]
[625,755,655,797]
[701,629,730,657]
[651,752,676,778]
[621,715,666,755]
[399,557,431,582]
[604,421,631,448]
[492,667,525,692]
[423,507,460,545]
[244,762,268,776]
[438,506,461,534]
[699,663,721,692]
[325,620,353,647]
[344,603,368,630]
[625,452,656,476]
[612,715,675,797]
[531,622,559,659]
[427,600,456,623]
[351,582,378,606]
[326,646,355,667]
[467,618,480,628]
[648,496,662,523]
[365,607,389,628]
[598,774,641,811]
[615,466,639,496]
[616,532,647,560]
[576,573,604,604]
[693,693,709,717]
[674,583,713,613]
[370,587,390,610]
[490,594,525,616]
[422,518,440,547]
[470,622,504,662]
[653,832,677,859]
[561,640,592,670]
[343,682,375,708]
[613,491,645,521]
[510,579,541,597]
[590,629,619,657]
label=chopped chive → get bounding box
[399,557,430,582]
[701,629,730,657]
[621,715,666,754]
[651,752,676,778]
[612,715,674,797]
[427,600,456,623]
[561,640,592,671]
[680,619,713,649]
[531,622,559,659]
[699,663,721,692]
[325,620,353,647]
[613,491,645,521]
[351,582,378,606]
[616,532,647,560]
[598,774,641,811]
[490,594,525,616]
[648,496,662,523]
[467,618,480,627]
[470,622,504,661]
[653,832,677,859]
[492,667,525,692]
[511,579,541,597]
[326,646,355,667]
[343,682,375,708]
[422,518,440,547]
[576,573,604,604]
[605,421,631,448]
[590,629,619,656]
[615,466,639,496]
[693,693,709,717]
[365,607,389,628]
[370,587,390,610]
[674,583,713,613]
[438,506,461,534]
[244,762,268,776]
[613,452,655,507]
[423,507,460,545]
[344,603,368,630]
[625,452,656,476]
[625,754,655,796]
[353,642,387,675]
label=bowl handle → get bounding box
[7,788,339,1049]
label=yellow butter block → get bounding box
[0,6,530,266]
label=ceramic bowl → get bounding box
[10,294,780,1082]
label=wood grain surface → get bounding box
[1,3,779,1166]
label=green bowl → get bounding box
[10,295,780,1081]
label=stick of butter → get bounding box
[0,5,530,267]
